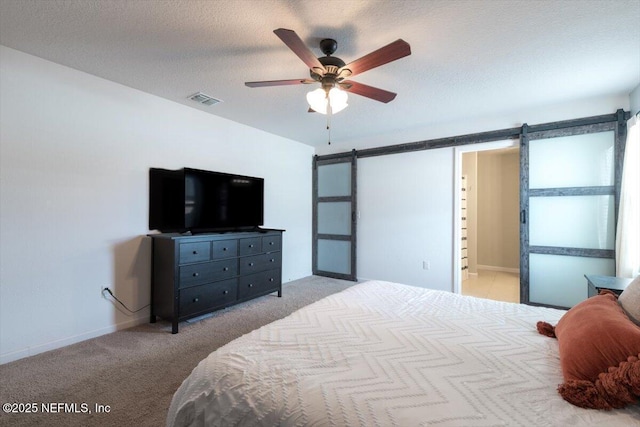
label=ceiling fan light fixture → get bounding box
[306,87,348,114]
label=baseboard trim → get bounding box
[0,315,148,365]
[477,264,520,274]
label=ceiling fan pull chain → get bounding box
[327,101,332,145]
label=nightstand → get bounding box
[585,275,632,298]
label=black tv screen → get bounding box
[149,167,264,232]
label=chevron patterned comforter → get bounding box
[167,280,640,426]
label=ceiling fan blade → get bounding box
[339,39,411,78]
[274,28,326,75]
[340,80,397,103]
[245,78,315,87]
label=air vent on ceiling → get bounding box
[188,92,222,106]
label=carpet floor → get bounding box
[0,275,356,427]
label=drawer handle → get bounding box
[248,283,253,288]
[223,267,229,271]
[249,244,254,248]
[249,262,254,266]
[223,247,227,251]
[223,290,229,295]
[270,258,275,262]
[192,272,199,277]
[269,242,274,245]
[193,297,199,302]
[269,278,274,282]
[193,250,198,254]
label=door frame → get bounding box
[453,140,519,295]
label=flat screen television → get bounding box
[149,167,264,233]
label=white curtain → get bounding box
[616,114,640,278]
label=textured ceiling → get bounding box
[1,0,639,150]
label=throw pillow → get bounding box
[536,292,640,409]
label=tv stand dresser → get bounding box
[149,229,284,333]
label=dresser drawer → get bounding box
[179,259,238,288]
[262,235,281,252]
[239,237,262,256]
[238,269,280,299]
[212,239,238,259]
[180,279,238,316]
[239,252,281,275]
[179,242,211,264]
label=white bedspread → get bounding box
[167,280,640,426]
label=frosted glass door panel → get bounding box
[318,163,351,197]
[315,157,356,280]
[530,254,615,307]
[529,132,614,189]
[318,202,351,235]
[529,195,615,249]
[317,239,351,275]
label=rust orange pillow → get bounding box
[537,292,640,409]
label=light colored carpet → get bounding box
[0,276,356,427]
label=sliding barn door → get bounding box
[520,117,625,308]
[312,152,357,281]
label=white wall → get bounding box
[316,94,630,157]
[477,150,520,270]
[357,149,454,291]
[0,46,314,364]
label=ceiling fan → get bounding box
[245,28,411,114]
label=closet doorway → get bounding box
[454,141,520,303]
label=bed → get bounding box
[166,280,640,426]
